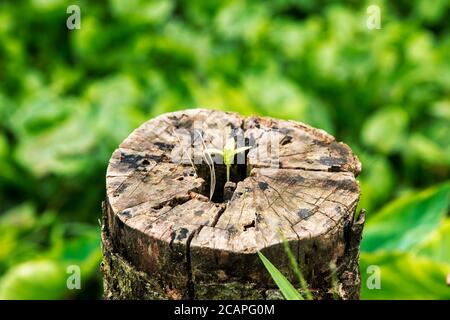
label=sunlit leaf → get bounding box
[361,107,409,154]
[0,260,68,300]
[413,219,450,265]
[361,182,450,252]
[361,251,450,300]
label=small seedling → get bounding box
[206,137,251,182]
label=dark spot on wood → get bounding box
[170,231,176,243]
[179,118,193,129]
[280,135,292,146]
[330,142,350,158]
[114,182,128,196]
[339,179,359,193]
[121,153,145,169]
[148,155,162,162]
[230,127,241,137]
[255,213,263,223]
[227,225,238,234]
[278,127,293,135]
[231,191,243,201]
[224,181,237,202]
[121,210,131,219]
[176,228,189,241]
[319,156,345,167]
[312,139,329,147]
[154,142,174,151]
[343,219,352,253]
[291,175,305,184]
[298,208,312,220]
[322,179,358,193]
[243,220,255,231]
[277,174,304,185]
[176,176,184,181]
[328,165,341,172]
[194,210,204,216]
[142,159,150,165]
[258,181,269,191]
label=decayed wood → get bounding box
[101,109,364,300]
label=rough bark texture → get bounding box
[101,109,364,300]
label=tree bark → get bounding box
[101,109,364,300]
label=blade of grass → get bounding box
[257,251,304,300]
[329,262,339,300]
[281,240,313,300]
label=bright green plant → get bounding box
[206,137,251,182]
[257,251,304,300]
[258,236,313,300]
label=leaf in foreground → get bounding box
[257,251,303,300]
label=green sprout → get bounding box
[206,137,251,182]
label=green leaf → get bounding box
[413,219,450,265]
[0,260,68,300]
[47,223,102,277]
[234,146,251,154]
[361,182,450,252]
[405,133,450,166]
[257,251,303,300]
[361,107,409,154]
[361,251,450,300]
[223,137,236,166]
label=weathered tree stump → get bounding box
[101,109,364,300]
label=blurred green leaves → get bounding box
[0,204,101,299]
[0,260,69,300]
[361,252,450,300]
[362,107,409,154]
[361,182,450,299]
[362,182,450,252]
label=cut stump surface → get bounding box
[101,109,364,300]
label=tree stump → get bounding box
[101,109,364,300]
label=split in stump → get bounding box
[101,109,364,300]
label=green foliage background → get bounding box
[0,0,449,299]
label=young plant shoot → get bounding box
[205,137,251,182]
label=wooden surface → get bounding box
[101,109,364,299]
